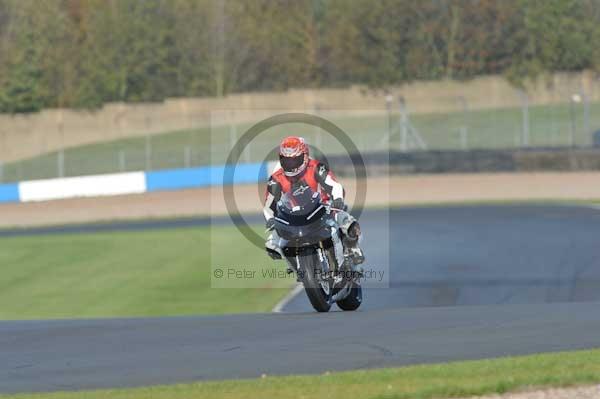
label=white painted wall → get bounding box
[19,172,147,202]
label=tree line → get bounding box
[0,0,599,113]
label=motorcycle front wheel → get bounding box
[336,282,362,311]
[299,253,332,312]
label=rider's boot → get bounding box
[266,231,300,280]
[344,222,365,274]
[265,232,283,260]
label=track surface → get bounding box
[285,205,600,310]
[2,205,600,393]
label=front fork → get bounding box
[317,244,330,274]
[282,228,344,283]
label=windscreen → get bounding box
[279,185,320,215]
[275,184,330,241]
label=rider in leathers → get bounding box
[263,136,364,271]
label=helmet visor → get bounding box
[280,154,304,173]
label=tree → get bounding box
[507,0,600,83]
[74,0,177,106]
[0,0,599,112]
[0,0,75,112]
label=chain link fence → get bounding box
[0,83,599,184]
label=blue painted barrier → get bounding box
[0,183,20,203]
[145,163,267,192]
[1,163,268,203]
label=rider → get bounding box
[263,136,364,269]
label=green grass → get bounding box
[1,101,599,183]
[0,225,292,319]
[3,349,600,399]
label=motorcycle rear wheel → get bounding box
[300,253,332,312]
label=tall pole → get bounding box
[399,96,408,152]
[145,134,152,170]
[119,150,126,172]
[314,103,322,151]
[583,92,590,146]
[519,90,530,148]
[214,0,225,97]
[457,96,469,150]
[229,110,237,162]
[0,129,4,182]
[385,94,393,142]
[57,150,65,178]
[58,116,65,178]
[184,146,192,168]
[569,94,580,148]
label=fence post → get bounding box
[229,113,237,161]
[314,103,323,151]
[119,150,126,172]
[583,92,591,146]
[244,141,251,163]
[457,96,469,150]
[518,90,530,147]
[57,150,65,178]
[569,94,580,147]
[460,127,468,150]
[145,135,152,170]
[385,95,393,147]
[359,131,366,153]
[184,146,192,168]
[399,96,408,152]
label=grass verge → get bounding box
[0,225,291,319]
[2,349,600,399]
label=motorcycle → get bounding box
[268,186,363,312]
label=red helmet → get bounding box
[279,136,309,177]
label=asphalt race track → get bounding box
[2,205,600,393]
[285,205,600,310]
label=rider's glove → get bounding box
[266,218,276,231]
[332,198,345,211]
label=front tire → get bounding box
[336,282,362,311]
[300,253,331,312]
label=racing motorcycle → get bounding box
[269,185,363,312]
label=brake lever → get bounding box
[324,203,344,213]
[323,202,348,213]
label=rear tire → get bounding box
[300,253,331,312]
[336,283,362,311]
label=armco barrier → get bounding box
[0,163,267,204]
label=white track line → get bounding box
[272,284,303,313]
[568,202,600,212]
[584,204,600,211]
